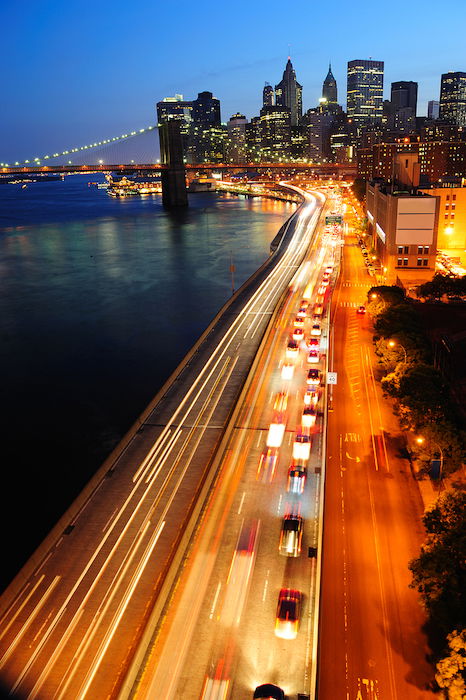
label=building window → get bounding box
[398,246,403,255]
[453,194,456,200]
[404,246,409,254]
[403,258,408,266]
[417,258,423,266]
[397,258,403,267]
[446,194,450,200]
[423,258,428,266]
[418,246,423,254]
[424,246,429,254]
[445,214,449,220]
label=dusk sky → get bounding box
[2,0,466,163]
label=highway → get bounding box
[130,199,340,700]
[317,208,437,700]
[0,186,325,699]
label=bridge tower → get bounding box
[158,120,188,207]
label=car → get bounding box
[281,363,294,380]
[258,448,278,482]
[296,307,307,318]
[311,324,321,336]
[316,294,325,305]
[286,340,299,358]
[320,278,329,288]
[275,588,302,639]
[273,391,288,415]
[304,389,318,406]
[318,285,326,295]
[324,266,333,274]
[279,515,304,557]
[287,465,307,494]
[253,684,285,700]
[313,304,323,317]
[306,368,320,386]
[299,300,309,309]
[267,422,285,448]
[293,433,311,460]
[356,305,366,315]
[293,316,304,328]
[307,349,319,363]
[302,406,316,428]
[292,327,304,341]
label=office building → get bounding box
[390,81,417,133]
[347,59,384,130]
[419,183,466,264]
[226,113,248,164]
[306,108,333,162]
[275,58,303,127]
[418,141,466,183]
[156,94,193,131]
[366,177,439,286]
[322,64,337,105]
[188,91,223,163]
[258,105,291,161]
[428,100,440,120]
[263,83,275,107]
[440,72,466,127]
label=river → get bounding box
[0,174,296,591]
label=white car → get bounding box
[293,434,311,460]
[302,407,316,428]
[267,423,285,448]
[304,389,318,406]
[281,363,295,380]
[307,350,319,363]
[311,324,321,336]
[292,328,304,342]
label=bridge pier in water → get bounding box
[158,121,188,207]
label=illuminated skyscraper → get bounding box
[347,59,384,130]
[322,64,337,105]
[428,100,440,120]
[440,72,466,127]
[275,58,302,126]
[259,105,291,161]
[226,113,248,163]
[263,82,274,107]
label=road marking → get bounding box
[237,492,246,515]
[209,582,222,620]
[262,571,270,602]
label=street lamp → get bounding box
[388,339,407,364]
[416,436,444,480]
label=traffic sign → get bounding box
[327,372,338,385]
[325,215,342,224]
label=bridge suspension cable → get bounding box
[2,125,158,167]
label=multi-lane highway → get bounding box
[130,201,341,700]
[318,210,437,700]
[0,186,327,699]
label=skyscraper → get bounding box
[347,59,384,130]
[391,81,417,133]
[263,83,275,107]
[428,100,440,120]
[259,105,291,161]
[322,64,337,104]
[226,113,248,164]
[391,81,417,113]
[275,58,303,127]
[440,72,466,127]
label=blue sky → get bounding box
[2,0,466,163]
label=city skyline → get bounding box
[2,0,466,163]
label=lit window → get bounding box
[423,258,428,266]
[403,258,408,266]
[397,258,403,266]
[417,258,423,266]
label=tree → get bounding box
[409,491,466,633]
[435,629,466,699]
[367,285,406,316]
[351,177,366,202]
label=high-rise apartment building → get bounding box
[192,91,221,127]
[428,100,440,120]
[322,64,337,104]
[439,72,466,127]
[263,83,275,107]
[347,59,384,130]
[275,58,303,127]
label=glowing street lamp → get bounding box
[388,339,407,364]
[416,436,444,480]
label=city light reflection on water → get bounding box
[0,174,296,591]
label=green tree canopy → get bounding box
[409,491,466,633]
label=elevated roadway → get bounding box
[0,186,327,699]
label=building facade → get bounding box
[347,59,384,131]
[258,105,291,161]
[366,181,439,285]
[275,58,303,127]
[263,82,274,107]
[439,72,466,127]
[226,113,248,164]
[419,183,466,263]
[428,100,440,120]
[322,64,337,105]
